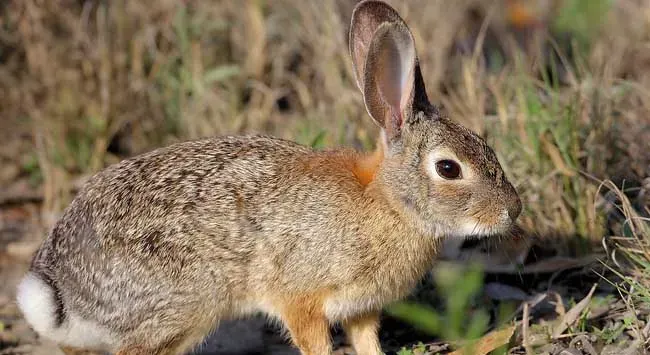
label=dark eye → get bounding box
[435,160,462,179]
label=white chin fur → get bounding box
[449,212,511,239]
[441,213,518,261]
[16,272,117,351]
[440,220,498,259]
[449,220,492,238]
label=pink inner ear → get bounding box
[349,1,404,93]
[399,65,415,113]
[376,28,416,130]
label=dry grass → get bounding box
[2,0,648,237]
[1,0,650,352]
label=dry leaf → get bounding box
[552,284,597,338]
[449,325,515,355]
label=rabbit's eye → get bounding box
[435,160,462,179]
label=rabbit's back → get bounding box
[42,135,314,277]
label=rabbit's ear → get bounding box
[349,1,429,141]
[350,1,402,92]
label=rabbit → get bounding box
[16,1,522,355]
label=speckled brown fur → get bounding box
[18,2,521,355]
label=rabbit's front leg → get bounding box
[280,296,332,355]
[343,311,383,355]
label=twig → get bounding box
[522,302,533,355]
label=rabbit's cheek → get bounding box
[428,184,472,213]
[428,181,457,198]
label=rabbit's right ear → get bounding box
[350,1,429,142]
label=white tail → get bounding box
[16,272,117,350]
[16,272,59,336]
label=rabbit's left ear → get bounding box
[349,0,429,142]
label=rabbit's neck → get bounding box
[321,193,439,321]
[359,184,441,300]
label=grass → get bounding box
[1,0,649,353]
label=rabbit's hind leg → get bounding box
[115,340,188,355]
[59,346,104,355]
[115,332,212,355]
[116,318,216,355]
[115,344,156,355]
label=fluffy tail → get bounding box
[16,272,64,337]
[17,271,117,350]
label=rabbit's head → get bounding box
[350,1,521,239]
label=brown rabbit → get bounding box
[16,1,521,355]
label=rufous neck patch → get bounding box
[352,144,384,187]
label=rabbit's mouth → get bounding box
[451,210,514,239]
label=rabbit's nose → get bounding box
[507,193,522,222]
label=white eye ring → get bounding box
[427,149,473,181]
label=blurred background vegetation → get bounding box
[1,0,649,353]
[2,0,648,238]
